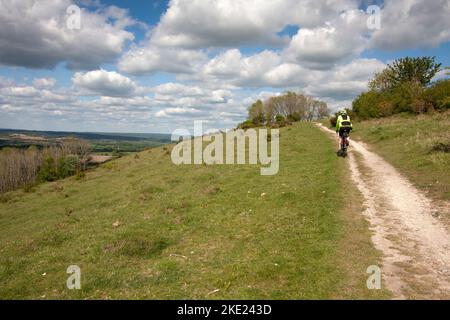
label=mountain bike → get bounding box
[337,131,350,157]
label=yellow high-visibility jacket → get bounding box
[336,114,353,132]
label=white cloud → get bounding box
[0,0,135,69]
[73,69,144,97]
[304,58,386,100]
[151,0,358,48]
[284,9,368,69]
[118,0,361,75]
[32,78,56,89]
[118,45,207,75]
[155,107,201,118]
[153,82,205,98]
[370,0,450,50]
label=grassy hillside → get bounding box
[351,111,450,201]
[0,123,388,299]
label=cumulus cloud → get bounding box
[32,78,56,89]
[370,0,450,50]
[0,0,135,69]
[151,0,358,48]
[284,9,368,69]
[155,107,201,118]
[118,45,207,75]
[305,58,386,101]
[2,0,449,132]
[73,69,145,97]
[118,0,360,75]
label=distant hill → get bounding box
[0,128,172,152]
[0,128,171,142]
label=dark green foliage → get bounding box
[287,112,301,122]
[423,79,450,110]
[39,157,58,182]
[238,120,258,129]
[275,114,285,122]
[352,56,448,119]
[65,155,80,175]
[387,56,442,87]
[248,99,265,125]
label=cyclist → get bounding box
[335,110,353,150]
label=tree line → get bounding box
[240,91,329,129]
[0,138,91,193]
[352,56,449,119]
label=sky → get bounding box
[0,0,449,134]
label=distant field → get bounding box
[350,111,450,201]
[0,129,171,153]
[0,123,388,299]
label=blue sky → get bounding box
[0,0,449,133]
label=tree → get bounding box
[368,68,396,92]
[317,101,330,119]
[248,100,265,124]
[387,56,442,87]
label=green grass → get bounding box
[350,111,450,201]
[0,123,388,299]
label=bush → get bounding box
[352,91,383,119]
[238,120,257,129]
[352,57,447,119]
[423,79,450,111]
[287,112,301,122]
[330,115,338,128]
[39,157,58,182]
[57,154,80,179]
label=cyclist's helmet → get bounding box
[339,109,347,115]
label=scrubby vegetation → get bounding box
[352,57,449,119]
[239,91,329,129]
[0,138,91,193]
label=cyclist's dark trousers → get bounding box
[339,127,352,137]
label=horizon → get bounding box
[0,126,172,136]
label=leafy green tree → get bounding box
[368,68,396,92]
[248,99,265,124]
[387,56,442,87]
[352,91,383,119]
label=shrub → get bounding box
[65,155,80,175]
[423,79,450,111]
[287,112,301,122]
[352,57,447,119]
[275,114,285,122]
[39,157,58,182]
[238,120,257,129]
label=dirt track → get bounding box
[317,123,450,299]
